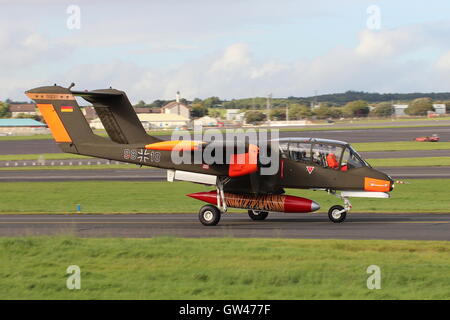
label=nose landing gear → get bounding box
[328,205,346,223]
[328,194,352,223]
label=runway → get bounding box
[0,169,167,182]
[360,149,450,159]
[278,126,450,142]
[0,166,448,182]
[1,213,449,240]
[1,125,448,154]
[1,149,449,169]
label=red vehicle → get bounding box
[415,134,440,142]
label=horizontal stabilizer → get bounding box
[71,90,122,99]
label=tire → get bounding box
[328,205,347,223]
[248,210,269,221]
[199,205,221,226]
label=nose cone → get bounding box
[387,175,395,191]
[311,201,320,212]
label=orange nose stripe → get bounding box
[364,177,390,192]
[145,140,203,151]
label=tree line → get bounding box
[243,98,445,123]
[1,93,447,123]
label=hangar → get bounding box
[0,118,47,135]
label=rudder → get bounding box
[25,85,160,152]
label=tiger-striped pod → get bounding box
[187,191,320,213]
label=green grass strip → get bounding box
[0,179,448,214]
[1,122,449,141]
[0,164,140,171]
[354,141,450,152]
[0,153,91,161]
[0,236,449,299]
[367,157,450,167]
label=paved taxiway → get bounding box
[1,125,448,155]
[0,213,449,240]
[0,149,449,168]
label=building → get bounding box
[393,104,408,116]
[226,109,245,121]
[89,118,105,130]
[134,107,162,114]
[90,113,191,130]
[193,116,218,127]
[9,104,37,118]
[160,91,191,119]
[134,107,150,114]
[432,104,446,114]
[394,103,447,116]
[81,106,97,120]
[138,113,190,129]
[0,118,47,135]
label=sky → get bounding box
[2,0,450,103]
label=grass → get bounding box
[0,134,54,141]
[0,153,91,161]
[1,157,449,171]
[0,179,449,214]
[0,164,140,171]
[0,236,449,299]
[334,116,450,125]
[354,141,450,152]
[367,157,450,167]
[1,122,449,141]
[0,140,448,163]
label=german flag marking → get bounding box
[61,106,73,112]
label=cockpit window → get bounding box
[279,142,289,158]
[311,143,344,169]
[341,147,369,170]
[280,140,369,170]
[289,142,311,162]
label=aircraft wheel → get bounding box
[199,205,221,226]
[328,205,347,223]
[248,210,269,221]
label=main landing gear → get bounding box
[198,177,229,226]
[328,195,352,223]
[248,210,269,221]
[199,205,221,226]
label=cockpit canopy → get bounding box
[278,138,369,171]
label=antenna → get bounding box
[266,93,272,122]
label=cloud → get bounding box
[435,50,450,70]
[4,5,450,102]
[0,22,73,70]
[355,27,426,58]
[209,43,251,73]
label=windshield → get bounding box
[341,146,370,170]
[311,143,344,169]
[279,140,370,170]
